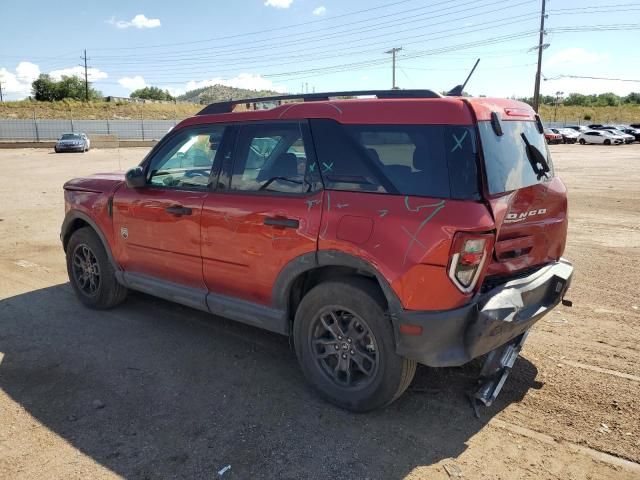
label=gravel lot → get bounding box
[0,145,638,479]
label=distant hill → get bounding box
[177,84,281,104]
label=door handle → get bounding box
[264,217,299,229]
[165,205,192,216]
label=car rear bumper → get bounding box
[392,259,573,367]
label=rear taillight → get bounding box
[448,233,495,293]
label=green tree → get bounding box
[31,74,101,101]
[622,92,640,104]
[31,74,58,101]
[595,92,620,107]
[564,93,589,106]
[130,86,175,101]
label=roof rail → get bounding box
[196,89,442,115]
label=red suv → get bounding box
[61,90,573,412]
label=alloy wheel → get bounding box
[71,244,101,296]
[309,307,379,389]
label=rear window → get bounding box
[478,120,554,195]
[310,119,479,200]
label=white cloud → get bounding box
[265,0,293,8]
[108,14,161,29]
[545,48,609,68]
[312,6,327,16]
[163,73,286,97]
[0,61,40,98]
[118,76,147,91]
[50,66,108,81]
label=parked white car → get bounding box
[601,128,635,144]
[578,130,623,145]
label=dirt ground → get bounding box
[0,145,638,479]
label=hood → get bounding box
[63,172,126,193]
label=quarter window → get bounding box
[310,119,479,200]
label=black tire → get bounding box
[579,138,586,145]
[66,227,127,309]
[54,147,59,153]
[604,139,611,145]
[293,277,416,412]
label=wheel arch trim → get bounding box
[61,210,120,271]
[272,250,402,317]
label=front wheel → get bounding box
[66,227,127,309]
[579,138,586,145]
[604,139,611,145]
[294,278,416,412]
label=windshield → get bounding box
[60,134,81,140]
[478,120,554,195]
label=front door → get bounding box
[201,122,323,305]
[113,124,227,289]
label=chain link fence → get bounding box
[0,118,178,141]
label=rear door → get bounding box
[112,124,227,289]
[477,119,568,277]
[201,121,323,305]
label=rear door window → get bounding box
[310,119,479,200]
[478,120,555,195]
[230,123,318,194]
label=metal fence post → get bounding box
[141,112,145,141]
[106,118,110,135]
[33,109,40,142]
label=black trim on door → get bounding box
[114,271,289,335]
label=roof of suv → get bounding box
[179,91,536,129]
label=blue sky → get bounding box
[1,0,638,100]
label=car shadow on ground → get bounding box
[0,283,540,479]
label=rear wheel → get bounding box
[66,227,127,309]
[293,278,416,412]
[604,139,611,145]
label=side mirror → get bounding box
[125,166,146,188]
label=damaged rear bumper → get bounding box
[392,259,573,367]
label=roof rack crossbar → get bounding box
[197,89,442,115]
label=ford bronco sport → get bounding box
[61,90,573,412]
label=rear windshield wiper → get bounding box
[520,133,550,179]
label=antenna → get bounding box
[447,58,480,97]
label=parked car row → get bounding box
[552,124,640,145]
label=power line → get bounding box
[88,0,431,51]
[94,14,541,76]
[545,75,640,82]
[92,0,524,61]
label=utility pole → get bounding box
[0,79,4,102]
[532,0,547,112]
[81,49,89,102]
[385,47,402,90]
